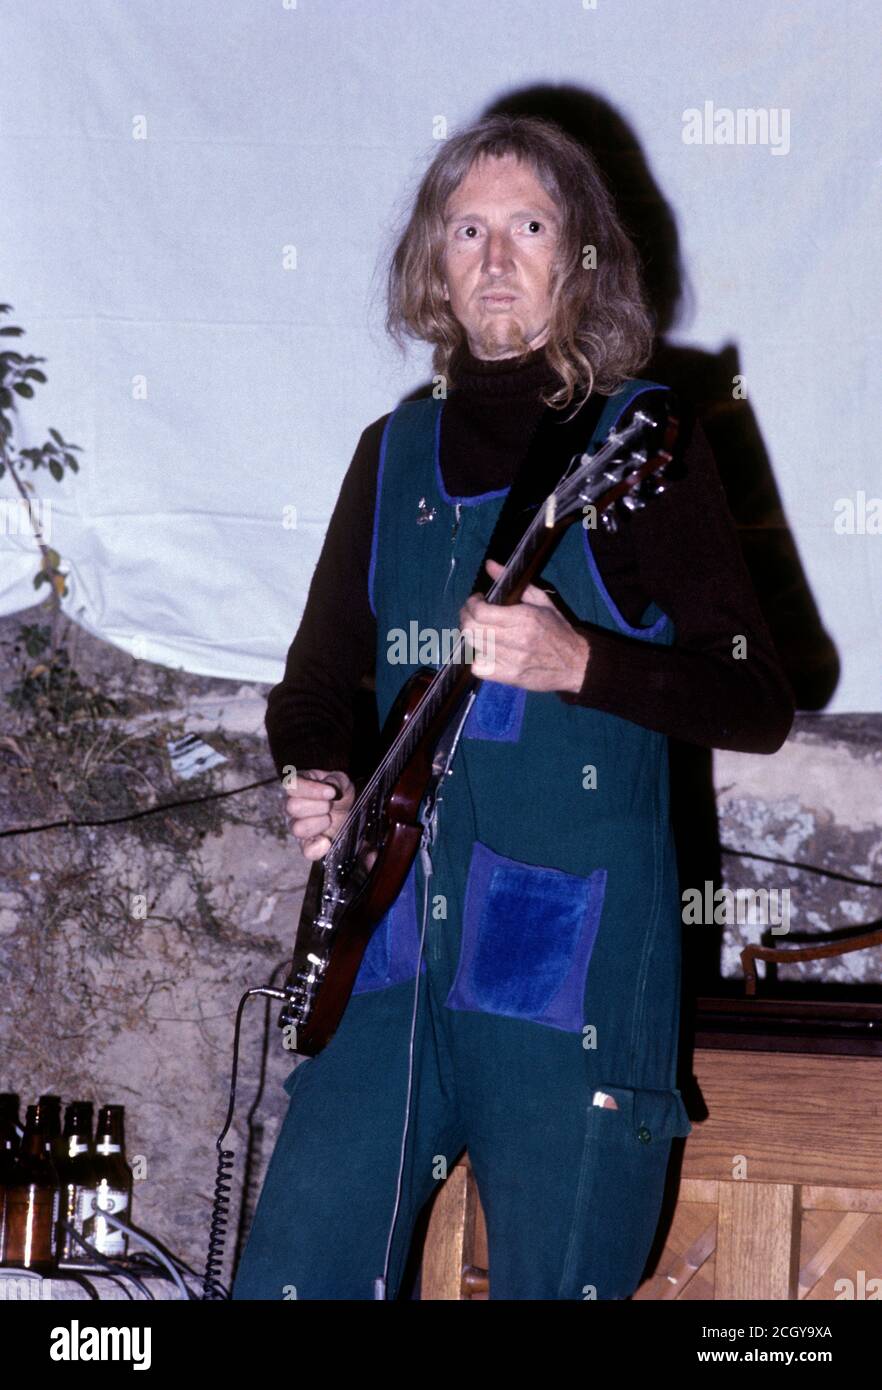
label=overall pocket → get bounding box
[589,1084,693,1143]
[560,1083,692,1298]
[444,838,607,1032]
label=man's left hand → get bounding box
[458,559,590,694]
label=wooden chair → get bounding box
[421,1154,488,1299]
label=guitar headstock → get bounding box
[552,392,679,535]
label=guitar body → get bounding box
[277,396,678,1057]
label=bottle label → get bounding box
[57,1187,100,1267]
[56,1185,89,1264]
[77,1188,97,1222]
[84,1185,129,1257]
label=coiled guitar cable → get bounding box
[202,971,292,1300]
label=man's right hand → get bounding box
[283,769,355,861]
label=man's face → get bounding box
[441,152,560,361]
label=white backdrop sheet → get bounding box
[0,0,879,709]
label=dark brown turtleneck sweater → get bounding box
[265,343,794,778]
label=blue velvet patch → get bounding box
[351,860,425,995]
[463,681,527,742]
[445,840,607,1032]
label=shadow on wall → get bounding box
[484,83,839,716]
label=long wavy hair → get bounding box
[386,114,654,412]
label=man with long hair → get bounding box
[232,115,793,1300]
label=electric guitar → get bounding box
[278,397,678,1056]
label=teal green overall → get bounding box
[232,380,692,1301]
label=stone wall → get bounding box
[2,606,879,1296]
[713,714,882,985]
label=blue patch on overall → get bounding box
[351,860,425,995]
[444,840,607,1033]
[463,681,527,742]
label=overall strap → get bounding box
[477,377,670,594]
[478,391,606,588]
[591,377,673,444]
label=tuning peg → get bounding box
[600,510,618,533]
[621,494,646,511]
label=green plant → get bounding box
[0,302,82,648]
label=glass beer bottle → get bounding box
[0,1094,21,1262]
[37,1094,63,1158]
[83,1105,133,1259]
[3,1102,60,1272]
[56,1101,99,1267]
